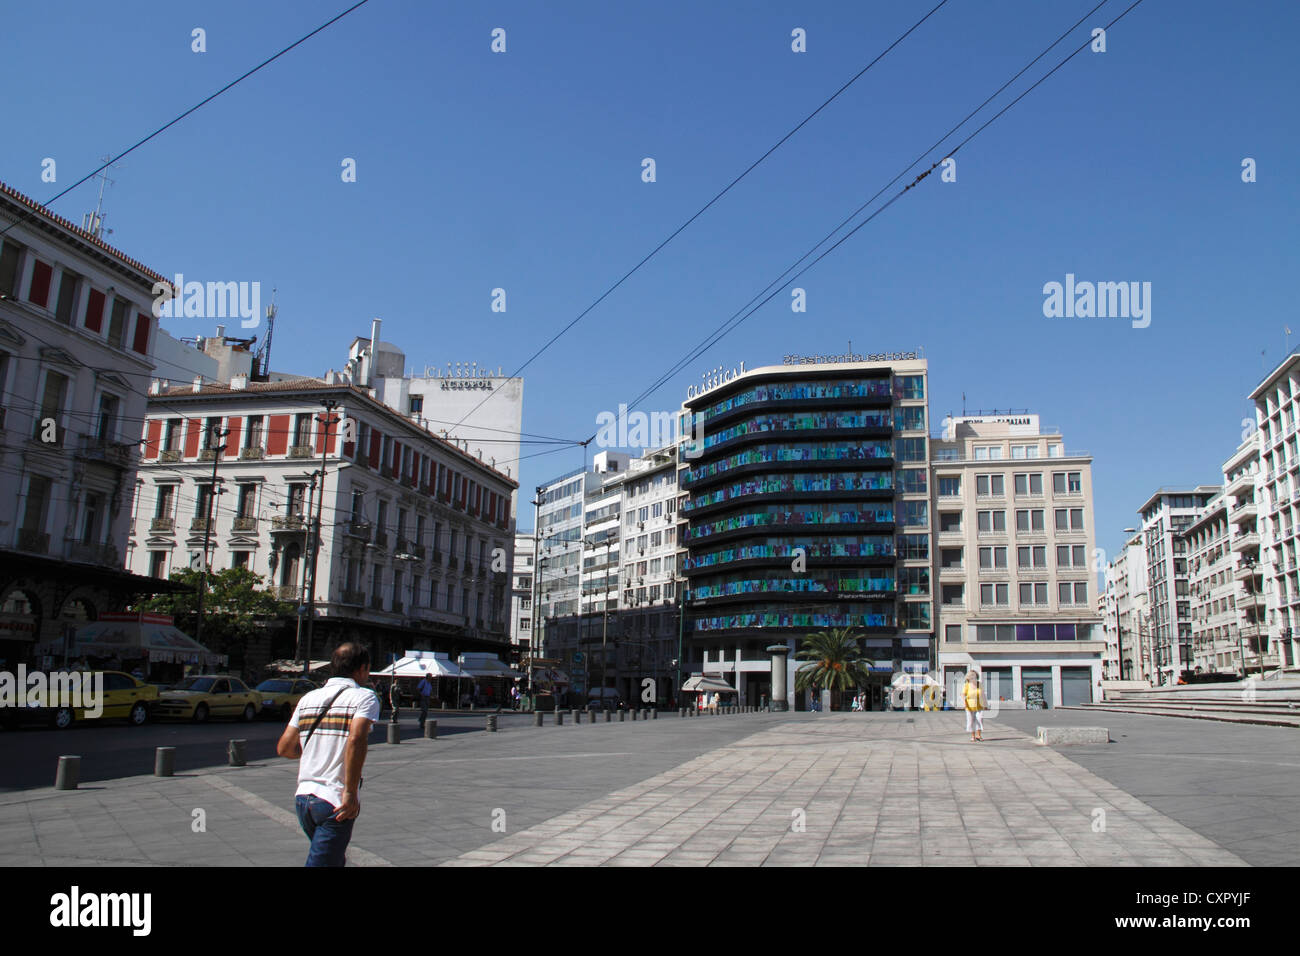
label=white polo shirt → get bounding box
[290,677,380,807]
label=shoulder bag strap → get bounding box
[302,688,349,750]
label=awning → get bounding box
[681,675,737,694]
[373,653,472,679]
[267,659,330,674]
[38,618,225,667]
[456,653,515,677]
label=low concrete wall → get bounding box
[1036,726,1110,746]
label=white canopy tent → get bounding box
[373,651,473,679]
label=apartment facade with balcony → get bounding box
[509,530,535,662]
[0,180,180,665]
[931,415,1103,707]
[679,358,931,710]
[1249,352,1300,670]
[1103,530,1149,681]
[1137,486,1220,685]
[1222,434,1268,673]
[1184,494,1239,674]
[126,379,515,672]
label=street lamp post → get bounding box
[194,425,229,647]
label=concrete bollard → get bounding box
[55,755,80,790]
[570,709,577,724]
[619,710,626,722]
[651,709,658,720]
[605,710,612,722]
[630,709,638,721]
[228,739,247,767]
[387,722,401,745]
[487,715,498,732]
[575,710,583,724]
[154,746,175,777]
[680,707,687,717]
[556,710,564,726]
[533,712,543,727]
[425,719,438,739]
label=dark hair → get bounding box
[331,642,371,678]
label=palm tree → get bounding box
[794,628,870,711]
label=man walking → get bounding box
[417,671,434,729]
[277,642,380,866]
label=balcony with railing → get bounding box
[269,585,302,602]
[288,445,314,459]
[190,517,211,532]
[373,531,389,551]
[239,446,265,461]
[77,434,136,468]
[233,516,258,532]
[345,520,372,540]
[369,594,384,610]
[150,517,175,533]
[159,449,182,463]
[272,516,307,532]
[340,589,365,606]
[67,542,118,565]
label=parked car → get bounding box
[585,698,624,712]
[255,678,319,720]
[153,675,262,723]
[2,670,158,730]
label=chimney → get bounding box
[215,325,226,339]
[149,379,163,395]
[231,373,248,390]
[367,318,381,387]
[191,376,203,393]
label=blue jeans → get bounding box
[295,794,355,867]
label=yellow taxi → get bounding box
[154,675,262,723]
[22,670,160,730]
[254,678,318,720]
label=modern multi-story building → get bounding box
[0,180,179,664]
[679,357,931,710]
[1249,353,1300,670]
[1222,433,1267,674]
[931,414,1103,707]
[1103,530,1149,681]
[1137,486,1220,684]
[1184,494,1238,674]
[509,530,535,661]
[126,378,516,673]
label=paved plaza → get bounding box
[0,709,1290,867]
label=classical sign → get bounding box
[686,362,746,400]
[422,363,505,379]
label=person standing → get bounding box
[277,642,380,867]
[962,670,986,741]
[417,672,434,729]
[389,677,402,722]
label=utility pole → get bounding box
[194,425,229,647]
[294,470,318,673]
[530,491,542,696]
[303,399,340,678]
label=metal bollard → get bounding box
[556,710,564,726]
[570,709,577,724]
[55,755,80,790]
[651,709,658,720]
[487,714,498,732]
[630,709,638,721]
[425,719,438,739]
[228,739,247,767]
[605,710,612,722]
[534,711,543,727]
[680,707,687,717]
[154,746,175,777]
[387,722,401,744]
[619,710,626,722]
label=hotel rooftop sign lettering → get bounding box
[686,362,747,400]
[782,351,918,365]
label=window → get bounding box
[96,393,120,441]
[1056,544,1087,568]
[155,486,175,518]
[1048,443,1063,458]
[980,583,1009,605]
[938,476,961,497]
[976,474,1005,496]
[231,551,250,569]
[36,371,69,441]
[1018,545,1046,568]
[976,624,1016,642]
[80,493,102,545]
[1055,508,1085,531]
[1014,473,1043,495]
[236,485,255,519]
[149,551,168,578]
[245,416,264,450]
[55,271,79,325]
[939,512,962,533]
[0,240,20,297]
[974,445,1003,461]
[1015,509,1045,532]
[409,395,424,414]
[978,546,1007,569]
[903,602,930,629]
[899,469,928,494]
[977,510,1005,532]
[900,566,930,595]
[162,418,182,452]
[894,437,927,462]
[893,406,926,431]
[1019,582,1049,605]
[107,298,129,349]
[944,624,962,644]
[896,534,929,560]
[940,547,963,569]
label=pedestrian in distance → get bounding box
[417,672,434,729]
[276,642,380,867]
[389,677,402,722]
[962,670,986,741]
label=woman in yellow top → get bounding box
[962,671,985,741]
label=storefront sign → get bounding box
[686,361,747,400]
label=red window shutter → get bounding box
[391,441,401,474]
[143,419,162,459]
[314,416,327,454]
[85,289,106,332]
[183,420,201,458]
[28,260,52,307]
[224,417,241,452]
[368,431,381,468]
[266,415,289,455]
[132,313,151,355]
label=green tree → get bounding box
[794,628,870,711]
[139,567,294,672]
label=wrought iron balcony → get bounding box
[288,445,314,459]
[340,589,365,606]
[198,449,218,462]
[190,517,211,532]
[159,449,182,463]
[16,529,49,554]
[239,446,265,460]
[150,517,175,533]
[233,517,258,532]
[269,585,302,602]
[272,516,307,532]
[345,520,372,540]
[77,435,135,468]
[67,542,118,566]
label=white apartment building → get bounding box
[1222,434,1267,674]
[1184,494,1239,674]
[0,180,175,664]
[126,379,516,674]
[509,530,535,661]
[1137,486,1220,685]
[931,414,1103,708]
[1249,353,1300,670]
[1103,531,1149,681]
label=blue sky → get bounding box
[4,0,1298,557]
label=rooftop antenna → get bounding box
[254,288,277,381]
[82,154,119,239]
[962,391,966,415]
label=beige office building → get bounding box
[932,414,1103,708]
[1184,494,1239,674]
